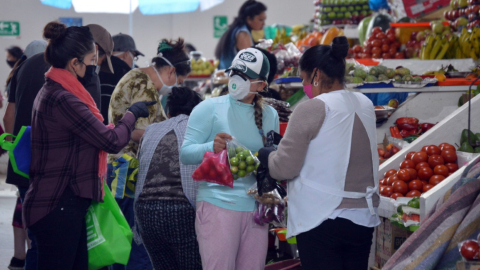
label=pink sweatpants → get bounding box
[195,201,269,270]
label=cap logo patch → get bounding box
[239,52,257,63]
[231,60,248,73]
[232,83,237,89]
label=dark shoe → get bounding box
[8,257,25,270]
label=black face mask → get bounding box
[7,60,16,68]
[78,65,99,86]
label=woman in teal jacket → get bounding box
[180,48,279,270]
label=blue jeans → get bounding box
[107,165,153,270]
[18,186,37,270]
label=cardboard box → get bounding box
[375,217,413,269]
[456,261,480,270]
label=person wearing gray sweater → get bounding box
[258,37,380,270]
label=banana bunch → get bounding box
[458,27,480,60]
[420,35,457,60]
[273,27,292,46]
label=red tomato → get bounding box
[421,180,429,187]
[391,193,404,200]
[381,44,390,53]
[392,180,408,195]
[416,161,430,171]
[208,170,217,179]
[423,184,434,193]
[372,46,382,54]
[389,47,398,56]
[429,175,446,186]
[387,33,396,42]
[406,151,416,160]
[400,160,416,169]
[387,174,399,186]
[408,180,424,192]
[379,185,386,193]
[406,190,422,198]
[379,178,387,185]
[352,45,363,53]
[412,152,428,164]
[418,167,433,180]
[372,52,382,59]
[421,145,429,153]
[426,145,442,156]
[384,169,397,178]
[433,165,449,177]
[406,168,418,180]
[439,143,454,151]
[460,240,480,260]
[380,186,394,197]
[428,155,445,167]
[441,144,456,151]
[371,39,382,48]
[386,28,395,36]
[362,53,372,59]
[394,52,405,59]
[445,163,459,173]
[372,27,383,36]
[382,52,392,59]
[376,32,387,40]
[397,169,411,182]
[441,149,457,163]
[381,38,391,45]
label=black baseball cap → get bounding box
[112,33,144,57]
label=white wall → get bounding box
[0,0,313,172]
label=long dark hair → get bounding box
[152,38,191,76]
[6,46,23,60]
[5,55,26,87]
[43,21,94,68]
[214,0,267,60]
[299,36,349,88]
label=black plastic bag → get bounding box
[256,130,285,197]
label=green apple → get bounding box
[355,5,362,11]
[362,4,369,9]
[344,11,352,18]
[348,6,355,11]
[340,6,347,12]
[324,6,332,12]
[333,6,340,12]
[328,12,336,18]
[352,11,359,16]
[336,12,344,18]
[333,0,341,4]
[360,10,367,16]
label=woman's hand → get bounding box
[213,133,232,153]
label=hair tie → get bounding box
[157,41,173,54]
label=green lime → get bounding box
[238,153,246,161]
[246,165,255,173]
[228,148,236,158]
[230,157,239,166]
[236,146,244,154]
[233,174,239,180]
[246,156,255,165]
[231,166,239,174]
[238,170,247,178]
[239,161,247,170]
[243,150,251,157]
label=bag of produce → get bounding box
[262,98,292,123]
[248,183,286,227]
[192,150,234,188]
[226,138,260,180]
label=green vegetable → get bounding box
[460,129,476,145]
[407,197,420,209]
[397,205,403,215]
[458,141,474,153]
[403,135,419,143]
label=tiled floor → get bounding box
[0,173,18,269]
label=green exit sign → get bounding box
[214,16,228,38]
[0,21,20,36]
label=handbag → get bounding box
[0,126,31,178]
[110,153,139,199]
[86,184,132,269]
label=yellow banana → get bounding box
[436,40,450,59]
[424,35,435,59]
[430,37,444,60]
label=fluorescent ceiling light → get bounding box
[72,0,139,14]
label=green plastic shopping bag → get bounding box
[86,184,132,270]
[0,126,31,178]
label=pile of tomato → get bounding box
[379,143,459,199]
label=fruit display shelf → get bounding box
[377,94,480,221]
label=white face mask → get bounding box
[152,66,178,95]
[228,74,262,100]
[113,51,136,69]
